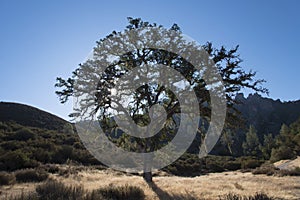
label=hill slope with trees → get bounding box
[0,102,69,131]
[0,96,299,175]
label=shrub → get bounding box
[220,192,279,200]
[0,150,32,171]
[9,180,145,200]
[241,159,262,169]
[276,167,300,176]
[15,169,48,183]
[33,148,52,163]
[252,163,278,176]
[51,145,73,164]
[41,164,60,174]
[13,128,36,141]
[36,180,84,200]
[5,192,39,200]
[206,162,225,172]
[270,146,295,162]
[223,161,241,171]
[84,191,106,200]
[252,163,300,177]
[0,171,16,185]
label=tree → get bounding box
[260,133,275,160]
[55,17,267,182]
[242,125,261,156]
[270,123,299,162]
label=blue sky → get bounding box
[0,0,299,120]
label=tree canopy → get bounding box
[55,17,268,182]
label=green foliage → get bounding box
[269,120,300,162]
[0,121,101,171]
[242,126,261,157]
[270,146,294,162]
[0,102,69,131]
[15,169,48,183]
[0,171,16,185]
[0,150,34,171]
[240,158,263,169]
[163,154,257,176]
[51,145,74,164]
[13,128,36,141]
[222,161,241,171]
[55,18,268,180]
[163,153,203,176]
[259,134,275,160]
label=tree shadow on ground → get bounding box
[146,181,198,200]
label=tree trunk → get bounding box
[143,171,153,182]
[143,153,153,182]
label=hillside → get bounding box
[0,97,299,172]
[0,99,299,200]
[0,102,69,131]
[1,95,300,136]
[236,93,300,136]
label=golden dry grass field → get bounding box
[1,167,299,200]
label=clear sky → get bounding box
[0,0,299,120]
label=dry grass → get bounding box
[0,168,299,200]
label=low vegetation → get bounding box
[252,162,300,176]
[0,165,299,199]
[4,179,145,200]
[0,172,15,186]
[0,121,101,172]
[14,169,48,183]
[3,179,282,200]
[0,118,299,178]
[0,102,299,199]
[220,193,280,200]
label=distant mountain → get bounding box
[1,94,299,136]
[0,102,69,131]
[235,93,300,137]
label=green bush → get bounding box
[0,171,16,185]
[51,145,73,164]
[15,169,48,183]
[241,159,262,169]
[13,128,36,141]
[0,150,33,171]
[223,161,241,171]
[32,148,52,163]
[206,162,225,172]
[270,146,295,162]
[162,153,204,176]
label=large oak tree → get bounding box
[55,18,268,182]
